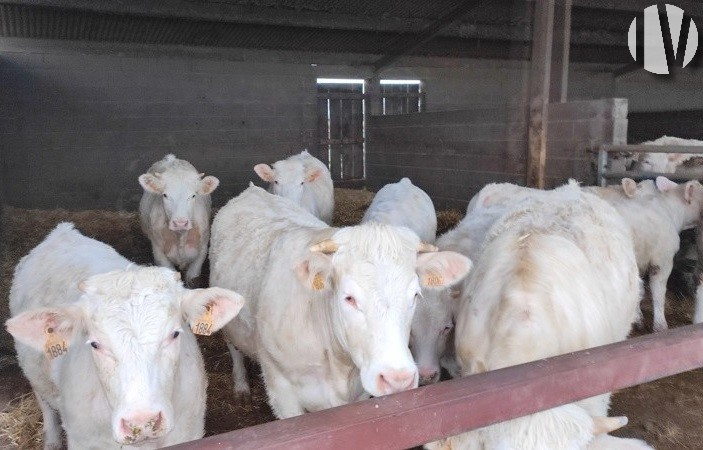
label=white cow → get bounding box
[254,150,334,224]
[589,176,703,331]
[427,182,650,450]
[139,154,219,284]
[635,135,703,173]
[362,177,437,243]
[209,186,471,418]
[360,178,447,384]
[6,223,244,449]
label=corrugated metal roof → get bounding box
[0,1,642,64]
[0,3,515,57]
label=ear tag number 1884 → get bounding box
[191,304,214,336]
[44,327,69,360]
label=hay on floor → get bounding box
[0,393,42,450]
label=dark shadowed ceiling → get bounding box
[1,0,703,69]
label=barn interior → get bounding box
[2,1,703,449]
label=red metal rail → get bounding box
[167,323,703,450]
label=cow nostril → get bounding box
[150,412,163,432]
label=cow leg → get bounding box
[226,342,251,397]
[35,393,62,450]
[262,368,306,419]
[649,261,672,332]
[185,248,207,284]
[695,277,703,323]
[151,243,176,270]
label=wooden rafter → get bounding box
[371,0,487,74]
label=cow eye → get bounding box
[162,193,168,198]
[89,341,100,350]
[274,180,279,184]
[300,181,304,185]
[344,295,357,309]
[172,330,180,339]
[191,194,196,199]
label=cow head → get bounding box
[6,267,243,446]
[139,166,219,232]
[295,224,472,397]
[254,153,323,206]
[655,176,703,229]
[410,285,464,385]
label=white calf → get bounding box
[362,177,437,243]
[7,223,243,449]
[590,176,703,331]
[254,150,334,224]
[139,154,219,284]
[635,136,703,173]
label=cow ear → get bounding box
[295,252,333,293]
[621,178,637,198]
[198,176,219,195]
[6,307,83,355]
[684,180,700,204]
[655,176,678,192]
[139,173,165,194]
[254,164,275,183]
[306,167,322,183]
[181,287,245,335]
[417,252,472,290]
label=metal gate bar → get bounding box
[166,323,703,450]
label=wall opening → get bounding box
[316,78,422,181]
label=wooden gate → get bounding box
[317,83,365,181]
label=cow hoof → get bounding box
[233,382,252,403]
[652,322,669,333]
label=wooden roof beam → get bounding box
[371,0,487,75]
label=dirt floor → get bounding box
[0,188,701,449]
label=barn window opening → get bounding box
[316,78,423,181]
[380,79,423,115]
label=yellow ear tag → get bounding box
[191,304,214,336]
[424,272,444,287]
[312,273,325,291]
[44,327,69,360]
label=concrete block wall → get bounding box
[366,98,628,210]
[544,98,628,187]
[366,107,528,210]
[0,40,318,210]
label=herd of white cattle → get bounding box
[6,149,703,449]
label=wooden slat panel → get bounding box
[166,324,703,450]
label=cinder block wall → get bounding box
[0,40,318,210]
[366,108,528,210]
[366,98,628,210]
[544,98,628,188]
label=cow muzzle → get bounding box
[375,368,418,395]
[169,218,192,231]
[418,365,441,385]
[115,410,168,445]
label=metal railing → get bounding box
[165,323,703,450]
[597,144,703,186]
